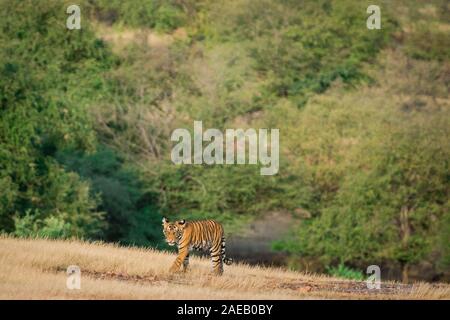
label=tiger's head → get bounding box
[162,217,186,246]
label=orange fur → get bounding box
[162,218,233,275]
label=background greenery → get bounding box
[0,0,448,282]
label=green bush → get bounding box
[57,146,164,246]
[14,211,72,239]
[154,4,185,32]
[405,26,450,61]
[274,95,450,280]
[86,0,188,31]
[326,263,364,280]
[438,206,450,270]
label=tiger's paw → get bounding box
[181,266,190,273]
[212,270,224,276]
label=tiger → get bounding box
[162,217,233,275]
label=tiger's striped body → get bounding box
[162,218,232,275]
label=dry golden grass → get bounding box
[0,236,449,300]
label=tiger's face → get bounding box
[162,217,186,246]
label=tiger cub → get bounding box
[162,217,233,275]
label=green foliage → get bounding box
[397,0,450,61]
[326,263,364,280]
[154,4,185,32]
[274,84,450,272]
[57,147,164,246]
[87,0,188,32]
[0,0,109,238]
[153,164,289,221]
[14,211,72,239]
[438,205,450,270]
[405,25,450,61]
[199,0,395,107]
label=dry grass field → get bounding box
[0,236,449,300]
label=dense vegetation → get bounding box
[0,0,448,281]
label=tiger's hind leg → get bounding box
[210,240,224,275]
[211,255,223,275]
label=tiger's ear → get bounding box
[162,217,169,225]
[177,219,186,226]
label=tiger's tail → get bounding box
[221,236,233,265]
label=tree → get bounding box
[0,0,111,237]
[275,108,450,283]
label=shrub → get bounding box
[86,0,188,31]
[14,211,72,239]
[326,263,364,281]
[57,146,164,246]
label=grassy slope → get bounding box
[1,236,449,300]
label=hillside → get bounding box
[1,236,449,300]
[0,0,449,284]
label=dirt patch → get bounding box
[58,267,423,298]
[275,279,414,296]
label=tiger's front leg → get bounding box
[181,253,190,272]
[169,246,189,273]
